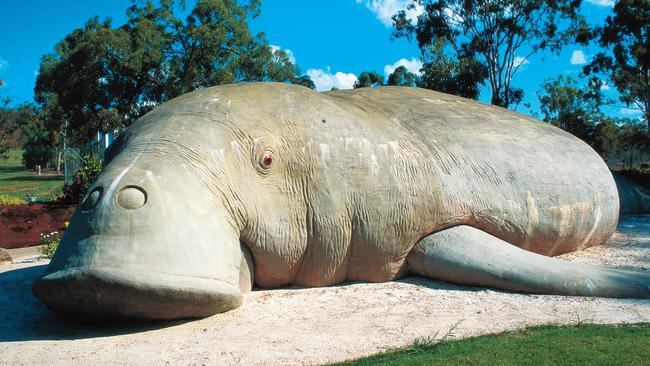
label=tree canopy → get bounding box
[583,0,649,132]
[414,38,485,99]
[387,65,418,87]
[393,0,590,108]
[538,75,604,142]
[353,71,385,88]
[0,79,11,160]
[35,0,311,145]
[537,74,648,163]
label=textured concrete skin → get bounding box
[33,83,648,321]
[612,172,650,215]
[408,225,650,298]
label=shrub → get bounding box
[38,231,61,259]
[58,155,103,205]
[0,194,24,205]
[21,125,55,169]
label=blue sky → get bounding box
[0,0,640,119]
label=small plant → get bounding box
[0,194,24,205]
[58,155,103,205]
[38,231,61,259]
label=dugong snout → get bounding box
[32,266,243,320]
[32,153,252,321]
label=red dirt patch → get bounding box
[0,203,74,249]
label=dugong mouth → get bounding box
[32,267,242,321]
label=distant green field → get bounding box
[334,323,650,366]
[0,150,64,202]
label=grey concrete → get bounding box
[409,225,650,298]
[613,172,650,215]
[32,83,634,321]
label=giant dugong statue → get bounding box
[33,83,650,321]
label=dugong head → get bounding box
[32,84,322,321]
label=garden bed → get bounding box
[0,203,74,249]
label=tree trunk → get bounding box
[56,150,62,174]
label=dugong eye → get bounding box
[260,151,274,169]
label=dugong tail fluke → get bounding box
[408,226,650,298]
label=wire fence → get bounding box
[63,132,114,184]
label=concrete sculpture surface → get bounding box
[32,83,650,321]
[612,172,650,215]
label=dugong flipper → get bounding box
[408,226,650,298]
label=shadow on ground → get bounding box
[617,215,650,237]
[0,265,187,342]
[0,175,63,182]
[0,166,25,173]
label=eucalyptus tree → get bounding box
[387,65,418,87]
[393,0,590,108]
[353,71,385,88]
[583,0,649,133]
[35,0,307,144]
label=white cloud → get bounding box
[270,44,296,64]
[600,82,610,91]
[356,0,424,27]
[585,0,615,7]
[306,67,358,92]
[443,7,463,25]
[0,57,8,69]
[513,56,529,69]
[384,58,423,77]
[570,50,587,65]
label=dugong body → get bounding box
[33,83,648,321]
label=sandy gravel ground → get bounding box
[1,216,649,366]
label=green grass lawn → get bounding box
[0,150,64,202]
[334,323,650,366]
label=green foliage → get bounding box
[537,75,649,161]
[1,99,60,170]
[353,71,384,88]
[21,122,56,170]
[37,231,61,259]
[415,38,486,99]
[538,75,604,141]
[393,0,589,109]
[34,0,312,144]
[334,323,650,366]
[0,194,25,205]
[614,118,650,166]
[583,0,649,132]
[0,79,12,161]
[58,155,103,205]
[292,75,316,90]
[387,65,417,87]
